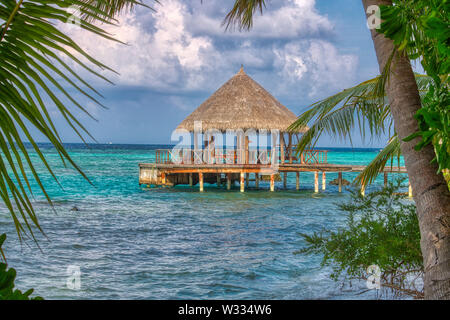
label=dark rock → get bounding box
[70,206,79,212]
[329,178,351,186]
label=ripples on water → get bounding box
[0,144,408,299]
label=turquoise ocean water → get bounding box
[0,144,409,299]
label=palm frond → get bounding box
[223,0,266,31]
[354,136,402,188]
[0,0,152,241]
[289,74,432,156]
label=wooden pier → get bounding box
[139,149,408,193]
[140,67,409,194]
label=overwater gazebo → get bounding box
[176,66,306,165]
[139,67,389,193]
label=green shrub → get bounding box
[297,180,424,298]
[0,234,43,300]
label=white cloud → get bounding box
[188,0,334,39]
[60,0,220,91]
[274,40,358,97]
[58,0,356,100]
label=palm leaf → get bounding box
[288,74,431,187]
[0,0,153,242]
[289,74,431,153]
[223,0,266,31]
[354,135,402,188]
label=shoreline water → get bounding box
[1,144,409,299]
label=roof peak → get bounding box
[237,64,245,75]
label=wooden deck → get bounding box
[139,162,407,173]
[139,149,408,193]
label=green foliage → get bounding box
[287,74,431,188]
[404,85,450,173]
[0,233,42,300]
[297,180,424,298]
[380,0,450,173]
[0,0,151,241]
[223,0,266,31]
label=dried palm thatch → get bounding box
[176,67,307,133]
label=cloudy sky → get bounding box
[51,0,388,146]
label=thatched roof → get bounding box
[176,67,306,133]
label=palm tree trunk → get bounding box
[362,0,450,299]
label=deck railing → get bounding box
[154,148,328,165]
[300,149,328,164]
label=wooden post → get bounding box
[245,135,249,164]
[280,133,285,164]
[255,173,259,189]
[227,173,231,190]
[236,132,241,161]
[189,173,193,186]
[338,172,342,193]
[288,133,293,164]
[161,172,166,185]
[296,172,300,190]
[270,174,275,192]
[314,171,319,193]
[283,173,287,189]
[217,174,221,187]
[193,132,199,164]
[245,173,249,188]
[240,172,245,192]
[199,172,204,192]
[408,183,413,198]
[209,136,215,164]
[271,132,278,165]
[384,172,388,187]
[322,172,326,190]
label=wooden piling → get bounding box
[227,173,231,190]
[240,172,245,192]
[217,174,221,187]
[314,171,319,193]
[246,173,249,188]
[199,172,204,192]
[255,173,259,189]
[283,172,287,189]
[270,174,275,192]
[189,173,193,186]
[338,172,342,193]
[296,172,300,190]
[322,172,326,190]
